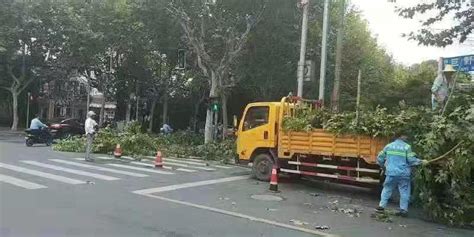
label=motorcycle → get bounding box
[25,128,53,147]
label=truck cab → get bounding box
[236,102,279,163]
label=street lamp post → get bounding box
[26,92,31,128]
[136,95,139,121]
[130,93,136,121]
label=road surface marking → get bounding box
[166,158,233,169]
[107,164,174,175]
[21,161,119,181]
[0,173,47,189]
[163,158,232,169]
[0,162,85,184]
[162,157,208,166]
[139,194,336,237]
[96,156,115,160]
[50,159,148,177]
[133,175,248,195]
[130,161,196,173]
[121,156,136,161]
[212,165,233,169]
[74,157,114,161]
[148,156,232,169]
[162,161,216,171]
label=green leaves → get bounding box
[281,92,474,227]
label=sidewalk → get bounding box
[0,127,24,136]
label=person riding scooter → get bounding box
[25,114,53,146]
[29,114,52,141]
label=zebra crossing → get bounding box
[0,156,235,190]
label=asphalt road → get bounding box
[0,132,323,237]
[0,131,472,237]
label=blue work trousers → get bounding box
[379,175,411,212]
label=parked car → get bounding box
[49,118,85,139]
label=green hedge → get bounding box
[53,121,235,163]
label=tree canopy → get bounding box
[0,0,463,130]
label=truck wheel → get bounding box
[252,153,274,181]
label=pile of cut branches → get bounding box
[282,92,474,227]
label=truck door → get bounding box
[237,105,274,161]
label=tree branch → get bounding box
[6,64,20,86]
[18,77,34,94]
[0,86,12,93]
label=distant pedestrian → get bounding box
[375,133,428,217]
[160,123,173,134]
[84,111,98,162]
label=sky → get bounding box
[351,0,474,65]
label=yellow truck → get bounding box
[236,96,388,187]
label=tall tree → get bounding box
[168,0,265,143]
[0,1,64,130]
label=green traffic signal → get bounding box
[212,103,219,111]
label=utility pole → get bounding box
[331,0,346,112]
[297,0,309,97]
[319,0,330,103]
[26,92,30,128]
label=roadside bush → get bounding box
[53,124,234,163]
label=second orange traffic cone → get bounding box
[269,165,279,192]
[113,144,122,158]
[154,150,163,168]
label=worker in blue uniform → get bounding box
[376,133,428,217]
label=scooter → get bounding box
[25,128,53,147]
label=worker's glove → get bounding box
[421,159,429,166]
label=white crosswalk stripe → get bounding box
[96,156,115,160]
[163,157,208,166]
[107,164,174,175]
[21,161,120,181]
[0,173,47,189]
[49,159,148,177]
[0,162,85,184]
[212,165,233,169]
[130,161,197,173]
[149,156,232,169]
[162,161,216,171]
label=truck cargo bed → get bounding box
[278,129,387,164]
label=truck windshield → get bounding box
[243,106,269,131]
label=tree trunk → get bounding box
[11,91,18,131]
[204,71,218,144]
[148,98,157,133]
[221,93,228,139]
[99,97,105,126]
[191,101,200,132]
[331,0,346,113]
[162,93,168,125]
[126,96,132,123]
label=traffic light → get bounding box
[207,97,220,111]
[177,49,186,69]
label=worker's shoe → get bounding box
[375,207,385,213]
[395,210,408,217]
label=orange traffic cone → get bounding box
[113,144,122,158]
[154,150,163,168]
[269,165,279,192]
